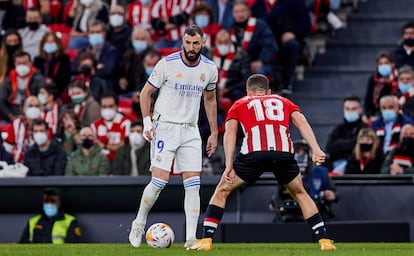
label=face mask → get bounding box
[43,42,58,54]
[398,82,412,94]
[80,65,92,76]
[101,108,117,121]
[381,109,397,122]
[401,137,414,151]
[43,203,58,217]
[145,67,154,76]
[129,132,145,148]
[344,111,360,123]
[25,107,41,119]
[110,14,124,27]
[359,143,373,152]
[132,40,147,52]
[404,38,414,47]
[377,64,392,77]
[6,44,20,55]
[217,44,230,56]
[38,94,47,105]
[89,33,104,46]
[15,64,30,77]
[195,15,209,28]
[27,22,40,31]
[80,0,93,7]
[140,0,151,4]
[34,132,48,146]
[81,138,94,149]
[71,94,84,105]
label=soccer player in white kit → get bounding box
[129,25,219,249]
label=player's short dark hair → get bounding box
[39,83,57,99]
[184,25,204,38]
[32,119,49,131]
[402,21,414,34]
[343,94,361,104]
[246,74,269,92]
[100,91,119,106]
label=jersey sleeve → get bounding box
[147,58,166,89]
[286,98,301,114]
[225,101,240,122]
[205,65,218,91]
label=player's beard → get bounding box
[183,47,202,64]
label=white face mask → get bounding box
[80,0,93,7]
[109,14,124,27]
[217,44,230,56]
[129,132,145,148]
[25,107,41,119]
[38,94,47,105]
[16,64,30,77]
[101,108,117,121]
[33,132,48,146]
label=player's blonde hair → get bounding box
[246,74,269,92]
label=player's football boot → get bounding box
[184,239,199,249]
[187,238,213,251]
[319,238,336,251]
[129,221,144,248]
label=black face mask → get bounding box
[6,44,20,56]
[360,143,373,152]
[401,137,414,152]
[27,22,40,31]
[81,138,94,149]
[79,65,92,76]
[404,38,414,47]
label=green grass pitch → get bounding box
[2,243,414,256]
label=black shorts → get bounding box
[233,151,299,184]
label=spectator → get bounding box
[66,0,109,50]
[363,52,398,122]
[91,91,131,172]
[230,0,278,80]
[0,29,23,84]
[127,0,154,31]
[0,1,26,32]
[0,51,45,122]
[113,121,150,176]
[33,32,72,97]
[345,127,384,174]
[3,96,43,162]
[18,7,50,60]
[0,134,14,165]
[205,0,234,30]
[56,109,81,157]
[71,21,118,90]
[23,119,66,176]
[394,21,414,69]
[371,95,414,154]
[191,3,221,54]
[325,95,367,174]
[19,187,82,244]
[395,65,414,109]
[107,4,133,55]
[67,81,101,127]
[65,126,109,175]
[381,124,414,175]
[252,0,311,94]
[38,83,61,134]
[72,51,108,102]
[151,0,195,48]
[212,29,250,102]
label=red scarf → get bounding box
[231,17,256,51]
[372,70,398,109]
[213,44,236,89]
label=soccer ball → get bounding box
[145,223,175,248]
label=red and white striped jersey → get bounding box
[127,2,154,30]
[226,94,301,154]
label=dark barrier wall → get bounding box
[1,175,414,243]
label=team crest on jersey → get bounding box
[200,73,205,82]
[156,155,162,162]
[152,70,157,77]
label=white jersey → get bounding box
[148,51,218,124]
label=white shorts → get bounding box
[150,121,202,173]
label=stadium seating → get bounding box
[50,0,62,23]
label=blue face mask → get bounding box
[43,43,58,54]
[377,64,392,77]
[140,0,151,4]
[43,203,58,217]
[344,111,360,123]
[195,15,209,28]
[132,40,147,52]
[398,82,412,94]
[381,109,397,122]
[145,67,154,76]
[89,34,104,46]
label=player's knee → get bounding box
[183,176,201,191]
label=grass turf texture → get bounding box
[2,243,414,256]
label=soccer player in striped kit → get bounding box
[189,74,336,251]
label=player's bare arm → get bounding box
[140,82,158,141]
[203,89,218,157]
[291,111,326,165]
[223,119,238,184]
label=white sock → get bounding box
[135,177,167,225]
[183,176,201,241]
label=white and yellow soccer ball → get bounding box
[145,223,175,248]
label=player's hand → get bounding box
[142,116,155,141]
[224,166,235,185]
[312,149,326,166]
[205,133,218,157]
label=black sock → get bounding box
[202,204,224,239]
[306,213,329,241]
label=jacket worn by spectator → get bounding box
[345,147,385,174]
[381,142,414,174]
[65,144,109,176]
[113,141,150,176]
[394,45,414,69]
